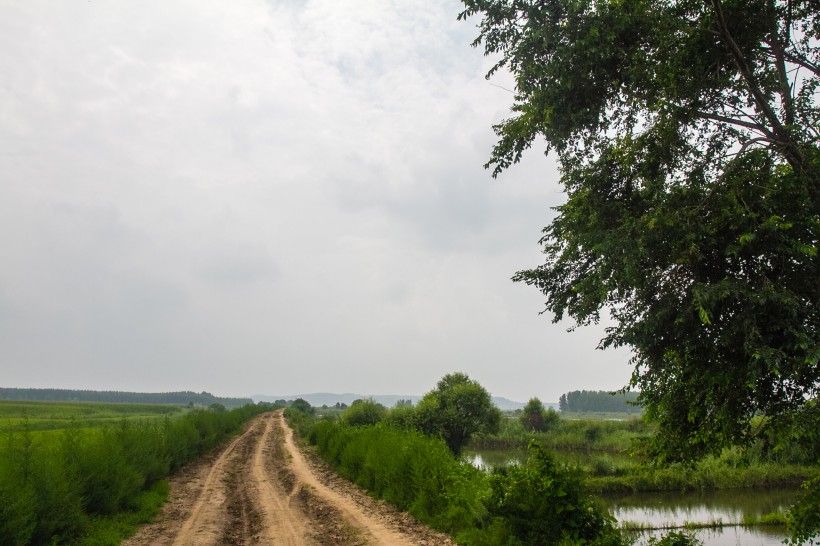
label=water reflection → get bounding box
[605,488,798,527]
[606,489,799,545]
[463,448,527,470]
[633,526,788,546]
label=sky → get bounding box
[0,0,633,403]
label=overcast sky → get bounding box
[0,0,632,403]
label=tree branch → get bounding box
[708,0,786,135]
[735,137,777,157]
[695,110,773,136]
[760,46,820,77]
[708,0,805,169]
[783,50,820,77]
[766,0,796,126]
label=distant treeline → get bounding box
[0,388,253,408]
[558,390,641,414]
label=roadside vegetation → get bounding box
[303,418,625,545]
[285,377,819,546]
[0,400,272,545]
[287,373,628,545]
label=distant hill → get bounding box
[0,387,253,408]
[253,392,527,411]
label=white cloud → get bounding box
[0,0,631,402]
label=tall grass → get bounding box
[0,403,266,545]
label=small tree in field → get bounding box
[415,372,501,455]
[521,398,561,433]
[521,398,546,432]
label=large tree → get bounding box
[459,0,819,462]
[415,372,502,455]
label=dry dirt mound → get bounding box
[123,411,454,545]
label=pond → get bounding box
[464,448,804,545]
[605,488,800,545]
[463,447,528,470]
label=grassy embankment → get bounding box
[0,399,271,546]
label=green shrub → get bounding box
[0,480,36,546]
[384,404,417,430]
[341,399,387,427]
[487,442,624,546]
[787,475,820,545]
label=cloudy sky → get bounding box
[0,0,632,403]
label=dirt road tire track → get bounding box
[278,414,417,546]
[123,411,454,545]
[251,412,311,545]
[170,426,245,545]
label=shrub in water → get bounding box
[486,441,625,546]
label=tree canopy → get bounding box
[415,372,502,455]
[460,0,819,462]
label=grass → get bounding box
[0,400,184,432]
[76,480,170,545]
[619,509,788,532]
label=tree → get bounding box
[522,398,561,432]
[341,398,388,427]
[461,1,819,539]
[521,398,547,431]
[415,372,502,455]
[460,0,819,462]
[289,398,314,415]
[558,390,642,414]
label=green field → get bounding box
[0,400,184,432]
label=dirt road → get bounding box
[123,411,453,545]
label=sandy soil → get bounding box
[122,411,454,545]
